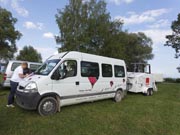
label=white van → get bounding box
[16,51,127,116]
[1,60,42,87]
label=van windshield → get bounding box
[34,59,60,75]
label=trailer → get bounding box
[127,63,157,96]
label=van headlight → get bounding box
[24,82,38,93]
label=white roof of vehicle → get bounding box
[49,51,125,65]
[8,60,42,65]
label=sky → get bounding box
[0,0,180,78]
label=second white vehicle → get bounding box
[1,60,42,87]
[127,63,157,96]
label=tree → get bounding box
[55,0,113,54]
[55,0,153,66]
[102,32,153,67]
[16,46,42,62]
[0,7,22,60]
[165,13,180,58]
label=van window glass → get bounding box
[57,60,77,79]
[30,64,41,72]
[114,65,125,77]
[35,59,60,75]
[0,63,7,73]
[81,61,99,77]
[11,63,21,71]
[102,64,112,77]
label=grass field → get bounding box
[0,83,180,135]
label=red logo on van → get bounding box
[88,77,97,88]
[110,81,114,87]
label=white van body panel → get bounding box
[20,75,53,95]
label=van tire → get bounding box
[145,89,153,96]
[38,97,58,116]
[114,90,123,102]
[149,89,153,96]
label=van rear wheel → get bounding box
[38,97,58,116]
[114,90,123,102]
[149,89,153,96]
[145,89,153,96]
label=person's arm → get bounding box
[18,73,27,78]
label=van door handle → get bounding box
[75,81,79,85]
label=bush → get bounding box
[176,78,180,83]
[164,78,180,83]
[164,78,176,83]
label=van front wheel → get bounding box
[38,97,58,116]
[114,90,123,102]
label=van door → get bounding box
[100,63,114,93]
[52,60,80,100]
[114,65,126,90]
[79,61,116,100]
[78,61,104,100]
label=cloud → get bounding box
[35,47,57,61]
[137,29,171,46]
[109,0,134,5]
[43,32,54,39]
[23,21,44,30]
[147,19,170,29]
[0,0,9,4]
[0,0,29,17]
[115,8,170,25]
[11,0,29,17]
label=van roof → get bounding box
[8,60,42,65]
[49,51,125,65]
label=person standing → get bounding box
[7,62,28,107]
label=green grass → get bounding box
[0,74,3,84]
[0,83,180,135]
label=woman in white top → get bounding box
[7,62,28,107]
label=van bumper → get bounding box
[2,82,10,87]
[16,90,41,110]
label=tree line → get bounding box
[0,0,179,67]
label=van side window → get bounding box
[11,63,21,71]
[81,61,99,77]
[30,64,41,72]
[102,64,112,77]
[58,60,77,78]
[114,65,125,77]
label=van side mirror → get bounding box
[51,69,61,80]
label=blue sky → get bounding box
[0,0,180,77]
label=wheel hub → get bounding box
[43,101,54,112]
